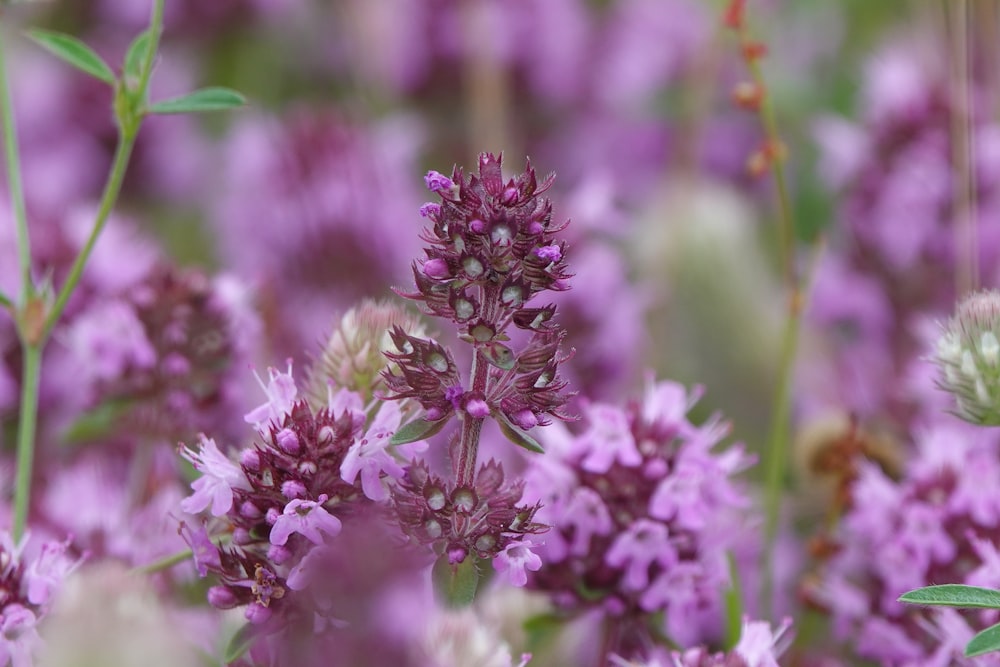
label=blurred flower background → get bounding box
[2,0,1000,665]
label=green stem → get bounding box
[745,55,795,287]
[12,344,41,540]
[133,547,194,575]
[760,289,803,619]
[0,22,32,305]
[41,136,137,340]
[10,0,166,541]
[0,291,11,310]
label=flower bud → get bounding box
[935,290,1000,425]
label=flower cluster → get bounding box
[383,153,573,577]
[179,363,408,640]
[934,290,1000,426]
[387,152,573,435]
[804,419,1000,664]
[0,533,79,667]
[66,266,251,443]
[392,458,546,585]
[524,379,756,659]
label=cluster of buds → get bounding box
[934,289,1000,426]
[392,458,546,586]
[525,380,755,658]
[179,363,409,638]
[383,153,573,581]
[67,266,247,443]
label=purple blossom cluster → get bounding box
[524,379,756,660]
[805,419,1000,664]
[0,534,79,667]
[179,364,408,639]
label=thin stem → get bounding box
[12,344,41,540]
[947,0,978,296]
[760,287,803,619]
[456,349,487,487]
[0,22,32,305]
[133,548,194,575]
[0,291,11,310]
[744,54,795,287]
[41,137,136,340]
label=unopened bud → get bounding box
[732,81,764,111]
[935,290,1000,425]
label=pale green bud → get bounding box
[304,299,426,407]
[935,290,1000,425]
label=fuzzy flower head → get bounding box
[304,299,427,408]
[934,290,1000,425]
[525,379,756,657]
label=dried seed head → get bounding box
[934,290,1000,425]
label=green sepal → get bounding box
[431,553,480,608]
[148,87,247,114]
[966,622,1000,658]
[223,622,260,664]
[899,584,1000,609]
[27,29,116,84]
[481,341,516,370]
[390,416,449,446]
[495,411,544,453]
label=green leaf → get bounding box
[62,400,130,444]
[148,87,247,114]
[523,612,567,652]
[390,416,449,446]
[495,411,544,454]
[123,30,151,82]
[723,551,744,650]
[899,584,1000,609]
[27,29,115,84]
[431,553,480,608]
[966,622,1000,657]
[223,622,259,664]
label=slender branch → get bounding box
[41,136,136,341]
[947,0,978,296]
[0,22,32,305]
[12,344,41,540]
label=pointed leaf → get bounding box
[123,30,151,81]
[495,411,544,453]
[223,622,260,664]
[149,87,246,114]
[390,416,449,446]
[899,584,1000,609]
[431,553,479,608]
[966,622,1000,657]
[27,30,115,84]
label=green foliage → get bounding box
[390,416,449,446]
[431,553,480,608]
[899,584,1000,609]
[149,87,247,115]
[495,411,544,454]
[966,623,1000,658]
[27,29,115,84]
[223,623,259,664]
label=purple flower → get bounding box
[245,361,298,427]
[269,495,343,546]
[0,605,39,667]
[178,523,221,578]
[493,541,543,588]
[180,435,250,517]
[23,538,77,607]
[340,402,406,501]
[605,519,676,591]
[575,403,641,473]
[424,170,456,194]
